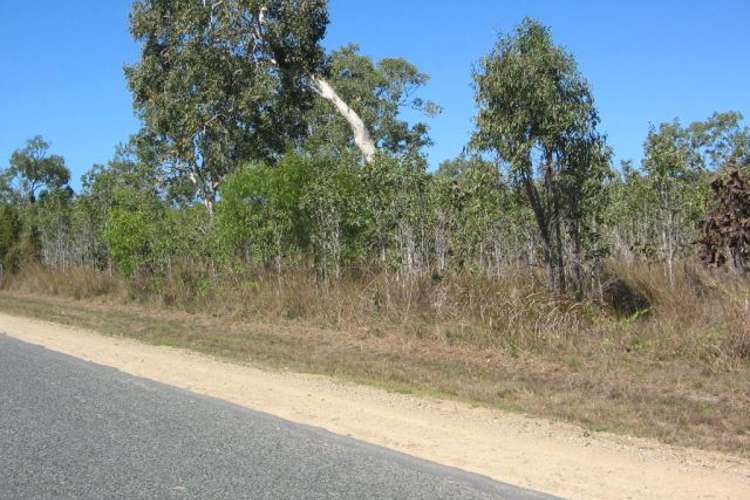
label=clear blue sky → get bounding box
[1,0,748,190]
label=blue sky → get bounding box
[1,1,748,190]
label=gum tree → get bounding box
[303,45,440,158]
[472,18,611,293]
[6,136,70,204]
[641,121,705,286]
[127,0,389,213]
[126,0,328,213]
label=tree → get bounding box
[73,142,162,268]
[126,0,328,213]
[303,45,440,158]
[6,136,70,203]
[605,160,659,260]
[127,0,390,212]
[217,154,309,270]
[360,153,431,277]
[431,155,527,274]
[689,111,750,172]
[300,153,367,279]
[472,18,611,293]
[0,169,15,204]
[102,187,166,278]
[642,120,707,286]
[33,186,77,269]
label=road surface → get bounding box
[0,335,553,499]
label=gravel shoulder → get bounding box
[1,311,749,499]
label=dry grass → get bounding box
[1,261,749,456]
[7,264,123,301]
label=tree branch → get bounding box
[311,75,377,162]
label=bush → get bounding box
[217,155,309,267]
[102,188,165,277]
[0,204,21,273]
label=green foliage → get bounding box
[642,120,710,275]
[103,188,165,278]
[217,155,309,266]
[432,156,524,271]
[0,169,14,204]
[359,153,430,273]
[33,187,76,268]
[126,0,329,207]
[688,111,750,171]
[7,136,70,203]
[300,153,367,277]
[0,204,21,272]
[6,13,748,309]
[472,17,612,292]
[305,45,440,157]
[162,204,218,265]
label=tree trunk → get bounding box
[311,76,377,163]
[188,170,216,216]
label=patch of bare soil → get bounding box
[1,312,748,499]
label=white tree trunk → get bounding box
[311,76,377,163]
[252,6,377,163]
[188,170,216,216]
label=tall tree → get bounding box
[689,111,750,171]
[126,0,329,213]
[127,0,390,212]
[472,18,611,293]
[6,136,70,203]
[642,120,706,286]
[303,45,439,158]
[0,204,21,273]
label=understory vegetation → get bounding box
[1,5,749,453]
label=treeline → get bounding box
[1,116,747,289]
[1,11,749,306]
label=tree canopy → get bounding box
[126,0,329,211]
[6,136,70,203]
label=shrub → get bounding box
[0,204,21,273]
[102,188,164,277]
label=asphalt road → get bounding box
[0,334,556,500]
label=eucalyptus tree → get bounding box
[76,143,160,267]
[359,153,431,276]
[688,111,750,171]
[432,155,526,274]
[605,160,659,260]
[126,0,328,213]
[472,18,611,293]
[303,45,440,158]
[6,136,70,204]
[642,120,706,285]
[127,0,396,214]
[217,155,310,270]
[0,170,15,204]
[33,186,76,269]
[300,153,367,279]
